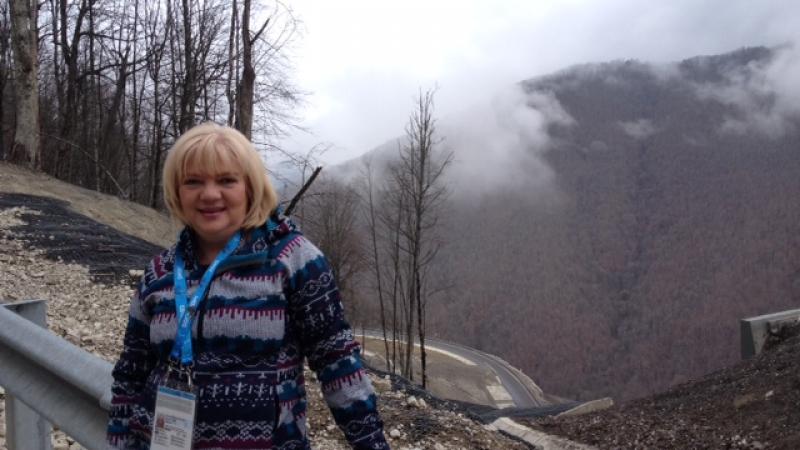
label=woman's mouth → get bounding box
[198,207,226,218]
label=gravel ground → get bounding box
[0,194,532,450]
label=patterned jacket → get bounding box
[107,214,389,449]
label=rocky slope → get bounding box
[525,323,800,449]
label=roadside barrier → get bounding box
[0,300,112,450]
[740,308,800,359]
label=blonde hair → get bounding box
[162,122,278,229]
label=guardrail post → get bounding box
[2,300,53,450]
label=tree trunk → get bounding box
[226,0,237,126]
[179,0,195,132]
[414,235,426,388]
[9,0,39,168]
[234,0,257,139]
[390,202,402,374]
[0,4,12,161]
[364,160,391,372]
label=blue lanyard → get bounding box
[171,232,242,366]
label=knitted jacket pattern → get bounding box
[107,215,389,449]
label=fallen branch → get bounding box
[284,166,322,216]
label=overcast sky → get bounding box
[278,0,799,166]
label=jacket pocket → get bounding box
[192,374,279,447]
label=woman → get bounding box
[107,123,389,450]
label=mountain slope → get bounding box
[348,46,800,402]
[444,49,800,397]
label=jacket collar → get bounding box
[175,210,296,273]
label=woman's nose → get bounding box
[199,182,222,199]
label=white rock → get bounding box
[389,428,401,438]
[764,390,774,399]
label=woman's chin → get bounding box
[193,225,236,244]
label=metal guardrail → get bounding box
[0,300,113,450]
[740,307,800,359]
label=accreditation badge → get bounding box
[150,383,197,450]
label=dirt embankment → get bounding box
[526,323,800,449]
[0,193,164,284]
[0,162,175,248]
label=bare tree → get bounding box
[301,176,365,324]
[359,156,391,371]
[9,0,40,167]
[391,88,452,387]
[53,0,90,177]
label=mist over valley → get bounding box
[312,45,800,401]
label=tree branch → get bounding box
[284,165,322,216]
[250,17,269,44]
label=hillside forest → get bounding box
[421,46,800,400]
[308,46,800,401]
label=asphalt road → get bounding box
[361,330,548,408]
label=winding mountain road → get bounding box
[361,330,549,408]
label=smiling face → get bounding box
[163,124,281,259]
[178,157,249,258]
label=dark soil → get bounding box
[524,323,800,449]
[0,193,164,284]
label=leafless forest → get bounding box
[423,47,800,401]
[2,0,300,204]
[303,46,800,402]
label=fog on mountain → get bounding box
[325,45,800,402]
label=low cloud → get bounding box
[692,44,800,138]
[441,85,573,200]
[619,119,658,139]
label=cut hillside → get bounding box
[524,322,800,449]
[0,162,175,248]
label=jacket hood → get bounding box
[176,209,298,272]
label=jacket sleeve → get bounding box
[284,236,390,450]
[107,280,156,449]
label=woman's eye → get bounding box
[183,178,202,185]
[220,177,239,184]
